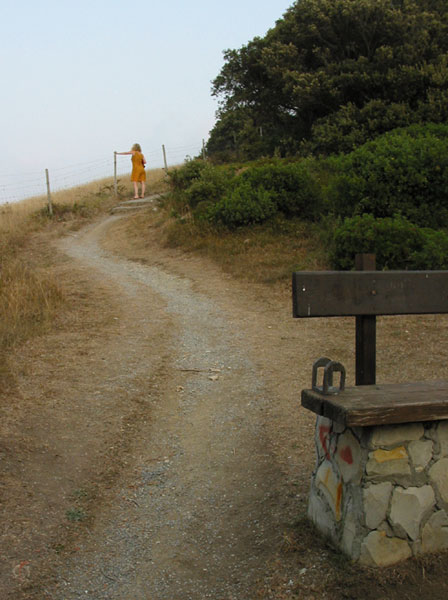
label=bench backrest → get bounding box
[292,271,448,318]
[292,268,448,385]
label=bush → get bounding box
[208,181,277,228]
[410,229,448,270]
[330,214,425,270]
[186,164,232,209]
[327,124,448,228]
[238,161,322,219]
[168,159,207,191]
[331,213,448,270]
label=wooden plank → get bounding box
[356,315,376,385]
[355,254,376,385]
[292,271,448,318]
[301,381,448,426]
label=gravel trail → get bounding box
[50,216,295,599]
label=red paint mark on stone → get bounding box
[340,445,353,465]
[319,425,331,459]
[336,482,343,520]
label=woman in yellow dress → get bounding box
[116,143,147,199]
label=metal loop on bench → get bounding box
[312,357,346,396]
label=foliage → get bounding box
[330,213,448,270]
[330,213,423,270]
[168,159,208,191]
[238,161,322,219]
[326,123,448,228]
[208,0,448,159]
[208,181,277,228]
[409,228,448,270]
[185,164,233,208]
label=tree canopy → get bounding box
[207,0,448,159]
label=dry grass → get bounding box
[113,205,329,287]
[0,169,169,383]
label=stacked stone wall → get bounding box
[308,416,448,566]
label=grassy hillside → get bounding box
[0,170,168,383]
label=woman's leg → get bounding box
[140,181,145,198]
[133,181,139,198]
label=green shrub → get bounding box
[208,181,277,227]
[331,213,448,270]
[327,124,448,228]
[168,159,207,191]
[186,165,232,208]
[330,214,425,270]
[239,161,322,219]
[410,229,448,270]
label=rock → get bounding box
[372,447,408,463]
[421,510,448,553]
[308,487,336,540]
[389,485,435,540]
[408,439,433,471]
[360,530,412,566]
[366,447,411,484]
[429,458,448,504]
[341,507,358,558]
[369,424,424,449]
[315,416,334,461]
[333,421,346,434]
[315,461,343,521]
[363,482,393,530]
[435,421,448,457]
[335,430,364,484]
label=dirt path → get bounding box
[51,215,301,599]
[3,214,448,600]
[1,214,325,599]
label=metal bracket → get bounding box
[312,357,346,395]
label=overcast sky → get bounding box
[0,0,293,202]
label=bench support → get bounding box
[303,384,448,566]
[355,254,376,385]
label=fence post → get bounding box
[113,151,118,197]
[162,145,168,172]
[45,169,53,216]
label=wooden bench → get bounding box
[292,258,448,566]
[292,255,448,425]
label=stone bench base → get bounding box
[309,415,448,566]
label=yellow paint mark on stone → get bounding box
[316,461,343,521]
[373,446,408,463]
[336,482,343,521]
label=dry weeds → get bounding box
[0,169,169,382]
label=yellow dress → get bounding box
[131,151,146,182]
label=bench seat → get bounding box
[301,380,448,427]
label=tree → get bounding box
[207,0,448,158]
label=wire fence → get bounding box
[0,142,204,205]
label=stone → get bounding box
[360,530,412,567]
[335,430,364,484]
[435,421,448,457]
[373,447,408,463]
[408,439,433,472]
[308,487,336,540]
[363,482,393,530]
[316,416,333,461]
[315,461,343,521]
[389,485,435,540]
[421,510,448,553]
[366,448,411,484]
[429,458,448,504]
[333,421,346,434]
[370,423,424,449]
[341,508,358,558]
